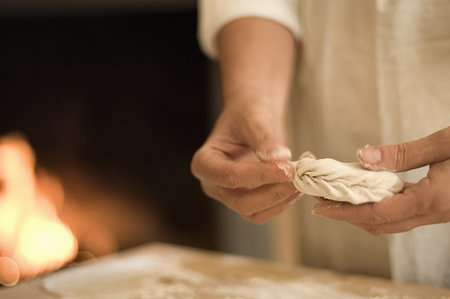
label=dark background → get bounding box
[0,6,216,252]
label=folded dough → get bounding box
[291,157,404,205]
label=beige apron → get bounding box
[291,0,450,287]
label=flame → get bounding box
[0,134,77,285]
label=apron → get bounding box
[291,0,450,287]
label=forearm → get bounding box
[217,18,296,119]
[192,18,299,225]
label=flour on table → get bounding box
[291,157,404,204]
[42,251,375,299]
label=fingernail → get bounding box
[258,146,292,162]
[311,205,321,215]
[359,146,381,165]
[271,146,292,160]
[298,151,316,160]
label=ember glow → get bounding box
[0,134,77,285]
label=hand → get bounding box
[192,17,299,224]
[311,127,450,235]
[191,101,301,224]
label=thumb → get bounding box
[239,114,291,162]
[357,127,450,172]
[256,142,292,162]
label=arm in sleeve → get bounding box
[198,0,301,59]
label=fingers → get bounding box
[311,185,423,225]
[311,175,449,235]
[357,126,450,172]
[0,257,20,286]
[192,146,293,189]
[244,192,302,224]
[202,180,300,216]
[313,199,450,236]
[358,212,450,236]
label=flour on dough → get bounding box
[291,157,404,204]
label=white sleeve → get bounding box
[198,0,301,59]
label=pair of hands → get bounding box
[313,127,450,235]
[191,102,450,234]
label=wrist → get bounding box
[221,97,288,144]
[222,91,287,123]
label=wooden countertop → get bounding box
[0,242,449,298]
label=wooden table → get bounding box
[1,243,449,298]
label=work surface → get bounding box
[1,243,449,298]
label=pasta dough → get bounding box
[292,158,404,205]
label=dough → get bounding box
[292,158,404,204]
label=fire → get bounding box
[0,134,77,286]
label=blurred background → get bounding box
[0,0,221,262]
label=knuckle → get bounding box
[191,147,212,180]
[221,167,240,189]
[190,150,202,178]
[392,143,409,171]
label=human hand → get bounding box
[311,127,450,235]
[191,101,301,224]
[192,17,299,224]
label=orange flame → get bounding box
[0,134,77,285]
